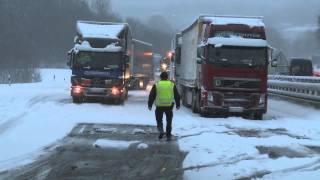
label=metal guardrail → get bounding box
[268,75,320,83]
[268,75,320,103]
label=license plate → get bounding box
[88,88,104,93]
[229,107,244,113]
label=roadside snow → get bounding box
[0,69,320,180]
[137,143,149,149]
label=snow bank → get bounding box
[77,21,125,39]
[93,139,139,149]
[207,37,268,47]
[137,143,149,149]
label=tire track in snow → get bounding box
[0,113,27,135]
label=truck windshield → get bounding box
[74,52,122,70]
[208,46,267,68]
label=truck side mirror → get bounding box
[271,59,278,67]
[124,54,130,63]
[196,58,202,64]
[197,48,202,58]
[67,51,72,67]
[197,47,205,60]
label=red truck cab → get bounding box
[197,18,268,119]
[175,16,268,119]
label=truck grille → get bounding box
[213,92,259,108]
[91,78,106,88]
[214,78,261,90]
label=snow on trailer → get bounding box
[201,15,265,27]
[76,21,126,39]
[208,37,268,48]
[202,15,267,48]
[73,41,122,53]
[72,21,132,53]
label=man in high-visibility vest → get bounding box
[148,72,180,141]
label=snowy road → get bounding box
[1,124,186,180]
[0,69,320,179]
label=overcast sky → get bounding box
[111,0,320,30]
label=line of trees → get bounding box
[0,0,172,83]
[0,0,120,69]
[318,15,320,46]
[0,0,172,69]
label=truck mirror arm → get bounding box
[196,58,203,64]
[271,59,278,67]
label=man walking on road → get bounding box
[148,72,180,141]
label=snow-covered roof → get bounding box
[201,15,265,27]
[207,37,268,47]
[73,41,122,53]
[77,21,126,39]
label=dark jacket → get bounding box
[148,81,181,109]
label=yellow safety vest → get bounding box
[156,80,174,107]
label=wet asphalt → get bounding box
[0,123,186,180]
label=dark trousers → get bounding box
[155,106,173,136]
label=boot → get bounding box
[166,133,172,141]
[158,132,164,139]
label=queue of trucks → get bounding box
[67,15,316,120]
[67,16,270,119]
[129,39,154,90]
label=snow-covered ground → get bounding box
[0,69,320,179]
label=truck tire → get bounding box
[72,97,82,104]
[192,90,199,113]
[200,109,208,117]
[124,90,128,100]
[114,97,124,105]
[254,113,263,120]
[182,89,188,107]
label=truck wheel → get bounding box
[182,89,188,107]
[72,97,82,104]
[254,113,263,120]
[196,91,201,113]
[200,109,208,117]
[114,98,124,105]
[124,90,128,100]
[191,90,199,113]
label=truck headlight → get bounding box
[111,87,120,95]
[139,81,144,88]
[72,86,83,94]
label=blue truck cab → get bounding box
[68,21,132,104]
